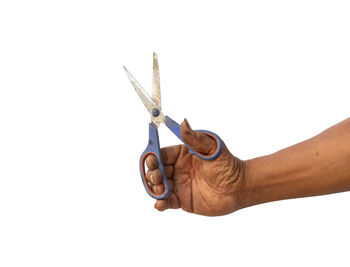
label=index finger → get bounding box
[161,145,182,165]
[145,145,182,171]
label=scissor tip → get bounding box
[123,65,132,76]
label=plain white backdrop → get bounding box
[0,0,349,266]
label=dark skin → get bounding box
[146,118,350,216]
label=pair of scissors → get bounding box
[124,53,223,199]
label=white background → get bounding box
[0,0,349,266]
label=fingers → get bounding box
[180,118,217,155]
[150,179,174,195]
[143,150,181,212]
[145,165,174,185]
[145,145,181,170]
[145,165,173,195]
[161,145,182,165]
[154,192,180,211]
[145,154,158,171]
[151,184,165,195]
[144,146,178,196]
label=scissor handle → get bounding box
[165,116,223,160]
[139,123,170,199]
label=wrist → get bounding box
[228,156,250,212]
[239,157,262,209]
[239,155,277,209]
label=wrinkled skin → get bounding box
[146,117,350,216]
[145,119,246,216]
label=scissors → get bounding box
[124,53,223,199]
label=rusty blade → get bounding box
[123,65,165,126]
[123,65,155,114]
[152,52,161,110]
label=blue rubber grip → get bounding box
[165,116,223,160]
[139,123,170,199]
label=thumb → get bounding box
[180,118,217,155]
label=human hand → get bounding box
[145,119,247,216]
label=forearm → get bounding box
[242,118,350,208]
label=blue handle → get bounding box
[139,123,170,199]
[165,116,223,160]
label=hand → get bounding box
[145,119,247,216]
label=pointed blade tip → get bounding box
[123,65,129,73]
[123,66,135,82]
[153,52,158,59]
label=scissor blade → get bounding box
[152,52,161,109]
[123,66,159,115]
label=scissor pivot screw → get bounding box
[152,108,160,117]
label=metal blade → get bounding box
[152,52,161,109]
[123,65,165,126]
